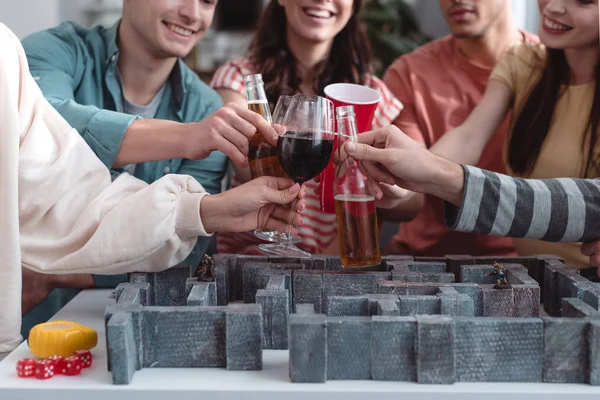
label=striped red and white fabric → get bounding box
[211,57,404,255]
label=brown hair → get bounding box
[508,48,600,177]
[249,0,372,110]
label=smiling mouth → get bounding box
[543,16,573,31]
[302,7,334,20]
[163,21,196,37]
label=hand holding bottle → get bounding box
[344,125,465,206]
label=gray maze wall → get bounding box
[105,255,600,385]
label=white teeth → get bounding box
[305,9,332,18]
[544,16,571,31]
[167,23,193,37]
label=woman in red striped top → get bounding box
[211,0,408,256]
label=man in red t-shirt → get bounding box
[383,0,538,257]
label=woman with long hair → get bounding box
[211,0,406,255]
[422,0,599,269]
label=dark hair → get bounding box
[248,0,372,110]
[509,48,600,177]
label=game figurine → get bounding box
[196,254,215,282]
[489,261,511,289]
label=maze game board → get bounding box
[105,254,600,386]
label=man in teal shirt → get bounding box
[20,0,272,332]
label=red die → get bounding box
[16,359,36,378]
[74,350,92,368]
[59,356,82,376]
[35,360,55,380]
[46,355,64,372]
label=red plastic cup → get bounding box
[320,83,381,214]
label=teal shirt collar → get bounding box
[101,20,187,114]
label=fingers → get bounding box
[229,103,278,144]
[259,177,300,205]
[261,205,303,234]
[360,161,396,185]
[581,241,599,257]
[213,134,248,168]
[354,127,397,148]
[345,141,389,164]
[273,123,287,136]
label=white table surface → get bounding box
[1,289,599,400]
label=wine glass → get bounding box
[260,94,335,257]
[253,95,298,243]
[256,96,304,250]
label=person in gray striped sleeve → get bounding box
[343,126,600,277]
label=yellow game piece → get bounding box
[28,320,98,359]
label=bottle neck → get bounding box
[337,115,359,146]
[245,83,268,103]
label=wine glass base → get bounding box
[254,229,302,244]
[259,243,311,257]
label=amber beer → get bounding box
[247,100,286,179]
[335,194,382,268]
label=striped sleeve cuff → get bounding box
[444,165,600,243]
[444,165,483,232]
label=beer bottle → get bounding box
[334,106,382,268]
[244,74,285,179]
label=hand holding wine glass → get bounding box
[261,94,336,257]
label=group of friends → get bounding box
[0,0,598,354]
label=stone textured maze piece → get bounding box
[377,281,441,296]
[589,320,600,385]
[186,281,217,307]
[460,265,497,285]
[327,317,372,380]
[408,262,447,274]
[482,285,514,317]
[512,284,540,317]
[454,318,543,382]
[414,257,446,262]
[507,268,538,286]
[115,283,142,306]
[323,273,389,313]
[371,316,417,381]
[233,255,263,301]
[292,271,323,313]
[573,282,600,310]
[446,255,475,281]
[392,271,455,283]
[243,262,294,304]
[326,296,369,316]
[376,300,401,316]
[438,291,474,317]
[416,315,455,384]
[151,265,192,306]
[397,296,441,316]
[104,304,142,372]
[289,314,327,383]
[107,312,139,385]
[265,274,292,313]
[556,269,588,308]
[127,273,152,305]
[225,305,263,370]
[543,318,589,383]
[141,307,226,368]
[366,294,401,315]
[212,254,233,305]
[256,288,289,349]
[544,260,567,316]
[295,304,316,314]
[561,298,600,318]
[446,284,483,317]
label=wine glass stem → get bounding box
[284,197,299,243]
